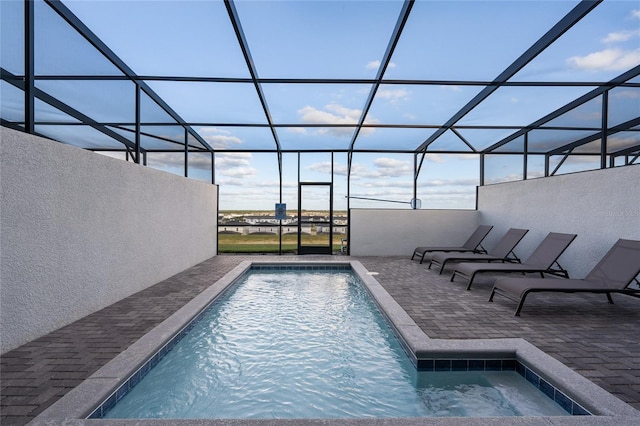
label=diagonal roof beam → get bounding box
[484,65,640,153]
[225,0,282,177]
[547,117,640,155]
[415,0,602,153]
[45,0,213,152]
[611,144,640,158]
[347,0,414,164]
[2,67,140,152]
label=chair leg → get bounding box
[606,292,614,304]
[465,275,475,291]
[488,289,495,302]
[514,299,525,316]
[419,253,426,264]
[514,292,528,316]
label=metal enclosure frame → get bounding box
[1,0,639,255]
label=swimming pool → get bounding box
[97,266,565,418]
[32,261,639,425]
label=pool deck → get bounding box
[2,255,639,425]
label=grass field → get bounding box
[218,233,345,253]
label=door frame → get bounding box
[297,182,333,255]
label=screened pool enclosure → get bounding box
[1,0,639,252]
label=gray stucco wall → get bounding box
[348,165,639,270]
[478,165,640,278]
[1,127,217,354]
[349,209,480,256]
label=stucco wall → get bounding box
[1,127,217,354]
[349,209,480,256]
[478,165,640,277]
[348,165,639,269]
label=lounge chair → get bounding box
[428,228,529,274]
[450,232,577,290]
[489,239,640,316]
[411,225,493,264]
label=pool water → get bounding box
[102,269,568,419]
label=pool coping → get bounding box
[30,260,639,425]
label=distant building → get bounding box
[218,212,346,235]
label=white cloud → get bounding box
[441,85,463,93]
[484,174,523,185]
[419,178,478,187]
[372,157,413,177]
[366,60,380,70]
[425,154,445,163]
[344,163,370,179]
[603,29,640,43]
[353,181,414,191]
[567,48,640,71]
[297,103,377,137]
[286,127,307,135]
[199,127,242,149]
[612,89,640,100]
[365,60,396,70]
[306,161,333,174]
[376,87,410,104]
[215,152,252,168]
[146,152,185,170]
[220,166,258,178]
[607,134,640,150]
[185,152,212,170]
[299,103,359,124]
[632,9,640,20]
[253,179,288,188]
[422,153,477,163]
[306,161,351,176]
[348,160,409,180]
[451,153,479,161]
[215,153,257,179]
[279,180,299,189]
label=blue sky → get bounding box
[3,0,639,211]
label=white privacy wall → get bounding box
[349,209,480,256]
[1,127,217,354]
[478,165,640,278]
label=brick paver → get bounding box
[1,255,639,424]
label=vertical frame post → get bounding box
[279,152,283,255]
[184,128,189,177]
[134,84,141,164]
[297,152,301,252]
[330,152,334,252]
[545,154,550,177]
[413,153,418,207]
[24,0,34,133]
[346,152,351,255]
[211,151,215,184]
[523,132,528,180]
[601,91,608,170]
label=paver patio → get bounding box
[1,255,639,425]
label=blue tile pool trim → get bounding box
[88,263,590,418]
[417,358,591,416]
